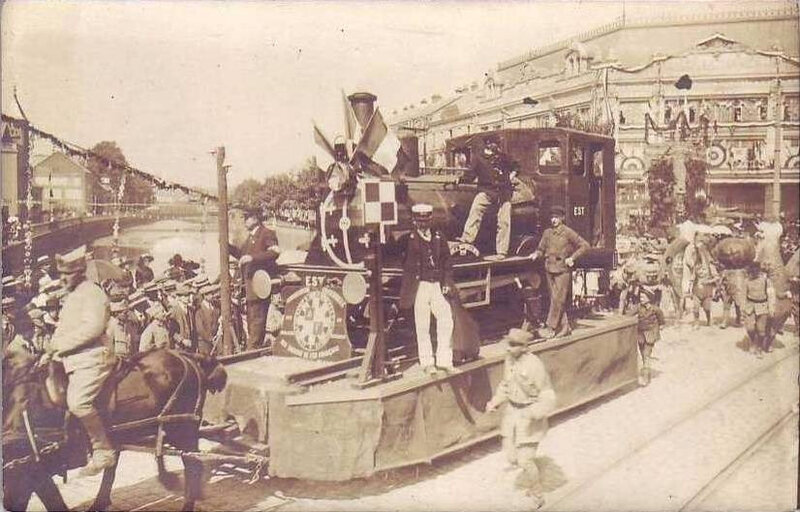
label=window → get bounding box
[570,143,585,176]
[689,107,696,123]
[664,106,672,123]
[733,103,743,122]
[538,141,562,174]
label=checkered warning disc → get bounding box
[359,178,397,226]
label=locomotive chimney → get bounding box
[348,92,377,129]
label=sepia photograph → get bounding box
[1,1,798,510]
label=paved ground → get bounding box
[25,317,799,512]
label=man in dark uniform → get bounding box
[399,203,456,374]
[531,206,589,338]
[229,208,281,349]
[457,138,518,260]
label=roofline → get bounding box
[497,6,799,72]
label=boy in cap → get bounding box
[485,328,557,509]
[44,245,116,476]
[530,206,589,338]
[634,290,664,386]
[228,207,281,349]
[399,203,456,374]
[743,262,770,355]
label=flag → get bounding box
[312,121,335,162]
[342,90,358,159]
[354,108,402,173]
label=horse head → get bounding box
[185,352,227,394]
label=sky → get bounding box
[2,0,791,192]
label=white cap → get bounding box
[411,203,433,215]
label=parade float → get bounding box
[204,92,640,481]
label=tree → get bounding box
[230,178,263,209]
[86,141,154,208]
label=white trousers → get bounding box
[460,191,511,256]
[414,281,454,368]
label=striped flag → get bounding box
[342,90,358,159]
[354,108,402,173]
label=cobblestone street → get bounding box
[28,318,798,512]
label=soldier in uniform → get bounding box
[228,208,281,350]
[530,206,589,338]
[457,138,518,260]
[106,301,131,356]
[485,328,557,509]
[140,303,171,352]
[399,203,456,374]
[634,291,665,386]
[43,246,116,477]
[743,263,770,355]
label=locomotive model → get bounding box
[271,93,618,361]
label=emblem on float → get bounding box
[275,274,358,361]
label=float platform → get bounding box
[204,314,638,481]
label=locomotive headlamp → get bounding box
[327,162,348,192]
[342,272,368,304]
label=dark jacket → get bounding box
[399,230,455,310]
[465,149,516,202]
[229,225,280,303]
[537,224,590,274]
[194,301,220,343]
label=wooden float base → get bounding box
[204,314,639,481]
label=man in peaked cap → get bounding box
[194,284,221,355]
[228,207,281,350]
[399,203,456,374]
[456,137,519,260]
[530,206,589,338]
[46,245,116,476]
[486,328,556,509]
[140,303,171,352]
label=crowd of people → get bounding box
[1,249,228,364]
[613,217,799,386]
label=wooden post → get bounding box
[357,227,386,385]
[771,58,782,219]
[216,147,235,356]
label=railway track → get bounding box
[545,343,799,511]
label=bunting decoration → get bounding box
[1,113,217,201]
[22,129,35,289]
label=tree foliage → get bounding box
[86,141,154,205]
[230,157,325,214]
[647,156,709,229]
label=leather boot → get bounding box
[77,411,117,477]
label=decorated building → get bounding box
[390,7,800,220]
[1,120,29,219]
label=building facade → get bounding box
[390,7,800,220]
[1,120,29,219]
[33,152,92,214]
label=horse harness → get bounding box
[109,350,207,457]
[5,351,208,472]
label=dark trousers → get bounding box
[246,300,269,350]
[545,271,571,332]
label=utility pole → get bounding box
[771,56,783,219]
[215,146,235,355]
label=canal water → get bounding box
[94,218,313,278]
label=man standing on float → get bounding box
[229,208,281,349]
[399,203,456,374]
[457,138,517,260]
[531,206,589,338]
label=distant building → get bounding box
[1,120,29,219]
[33,152,92,214]
[391,7,800,220]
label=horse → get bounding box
[3,348,227,511]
